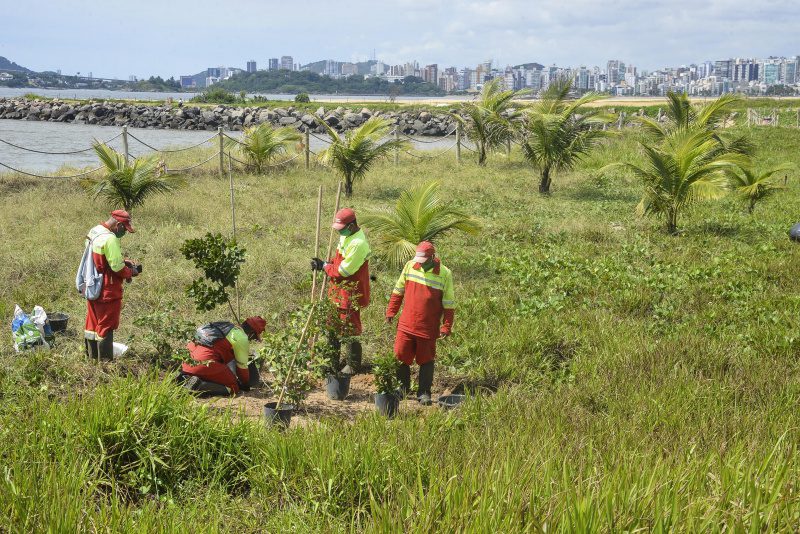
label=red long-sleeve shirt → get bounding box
[386,259,455,339]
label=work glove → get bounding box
[310,257,326,271]
[439,328,451,339]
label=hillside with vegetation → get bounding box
[215,69,445,96]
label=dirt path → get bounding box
[198,373,459,427]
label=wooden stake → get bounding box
[310,185,323,299]
[122,125,129,166]
[228,154,241,320]
[318,181,343,303]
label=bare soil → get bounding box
[197,372,462,427]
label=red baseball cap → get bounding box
[110,209,135,233]
[332,208,356,230]
[413,241,436,263]
[243,316,267,341]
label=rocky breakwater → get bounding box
[0,98,458,136]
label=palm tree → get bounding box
[360,181,481,267]
[627,128,748,234]
[726,164,792,214]
[519,79,612,194]
[637,92,741,139]
[317,117,408,198]
[227,123,300,174]
[83,143,185,211]
[452,78,527,166]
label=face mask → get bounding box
[114,227,127,238]
[338,228,354,237]
[421,258,436,270]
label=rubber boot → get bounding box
[85,338,99,361]
[397,364,411,397]
[184,376,230,397]
[98,331,114,361]
[248,361,260,388]
[341,340,362,375]
[417,361,434,406]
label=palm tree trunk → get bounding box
[344,175,354,198]
[666,209,678,235]
[478,143,487,166]
[538,168,551,194]
[748,199,756,214]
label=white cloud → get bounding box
[0,0,797,78]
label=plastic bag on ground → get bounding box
[11,305,47,352]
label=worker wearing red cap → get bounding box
[83,210,140,361]
[385,241,454,405]
[311,207,371,374]
[181,316,267,396]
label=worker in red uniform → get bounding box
[83,210,140,361]
[385,241,454,405]
[311,208,371,374]
[181,316,267,396]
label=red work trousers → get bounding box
[394,329,437,365]
[85,299,122,340]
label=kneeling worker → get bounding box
[385,241,454,405]
[181,316,266,396]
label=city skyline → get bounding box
[2,0,798,79]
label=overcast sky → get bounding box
[2,0,798,79]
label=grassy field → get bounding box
[2,122,800,531]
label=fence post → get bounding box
[506,139,511,157]
[394,126,399,166]
[456,124,461,164]
[122,125,129,166]
[796,109,799,128]
[617,112,624,130]
[218,127,224,179]
[304,129,310,170]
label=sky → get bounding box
[2,0,798,79]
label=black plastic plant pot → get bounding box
[325,373,351,401]
[437,394,466,410]
[264,402,294,428]
[48,312,69,333]
[374,392,400,417]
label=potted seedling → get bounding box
[373,352,401,417]
[259,306,326,427]
[319,304,354,401]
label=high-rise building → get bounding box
[606,60,625,84]
[423,64,438,84]
[268,58,279,71]
[341,63,358,77]
[280,56,293,71]
[180,75,196,88]
[781,57,798,85]
[760,58,781,84]
[714,59,733,80]
[734,59,759,82]
[247,60,257,73]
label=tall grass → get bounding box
[1,123,800,531]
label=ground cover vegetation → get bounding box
[1,107,800,530]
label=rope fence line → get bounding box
[127,132,217,153]
[0,162,103,180]
[399,127,457,143]
[0,132,123,155]
[403,140,460,159]
[164,151,220,173]
[309,132,333,144]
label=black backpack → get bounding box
[194,321,236,347]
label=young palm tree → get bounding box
[360,181,481,267]
[637,91,741,139]
[627,128,748,234]
[83,143,185,211]
[227,123,300,174]
[519,79,612,194]
[317,117,408,198]
[452,77,527,166]
[726,164,792,214]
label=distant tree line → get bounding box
[214,70,445,96]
